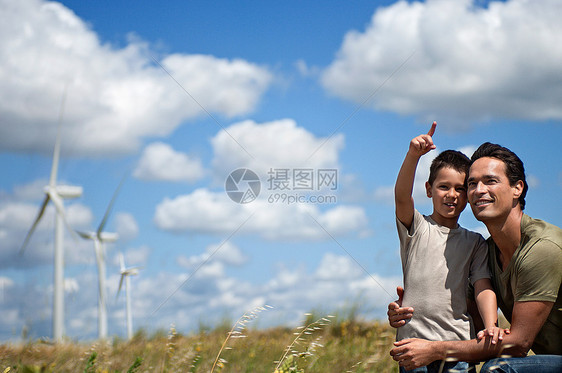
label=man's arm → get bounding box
[390,300,554,369]
[395,122,436,229]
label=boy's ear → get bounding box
[425,181,432,198]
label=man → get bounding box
[388,142,562,372]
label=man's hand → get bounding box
[408,121,436,158]
[390,338,441,370]
[477,327,510,345]
[387,286,414,328]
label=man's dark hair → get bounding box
[471,142,527,210]
[428,150,471,186]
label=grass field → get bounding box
[0,312,399,373]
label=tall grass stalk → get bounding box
[210,305,272,372]
[274,314,334,372]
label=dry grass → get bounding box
[0,318,398,372]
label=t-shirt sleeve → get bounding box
[514,239,562,303]
[396,209,425,249]
[469,235,491,285]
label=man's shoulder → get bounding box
[521,214,562,248]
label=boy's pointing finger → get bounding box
[427,121,437,137]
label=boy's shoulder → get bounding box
[433,216,486,244]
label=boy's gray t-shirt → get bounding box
[396,209,490,342]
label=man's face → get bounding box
[467,157,521,222]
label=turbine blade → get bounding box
[97,175,127,238]
[47,189,79,241]
[76,230,92,240]
[20,195,50,254]
[117,274,125,298]
[49,87,68,187]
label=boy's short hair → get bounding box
[428,150,471,186]
[471,142,527,210]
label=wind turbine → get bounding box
[75,180,124,340]
[20,90,83,342]
[117,252,140,340]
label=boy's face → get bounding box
[426,167,468,225]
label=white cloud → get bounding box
[373,186,394,204]
[205,241,248,266]
[294,59,320,77]
[140,251,399,335]
[0,199,94,269]
[154,188,368,240]
[526,174,540,189]
[115,212,139,241]
[315,253,362,280]
[0,0,272,156]
[317,206,371,237]
[375,146,439,208]
[458,145,477,160]
[177,241,248,270]
[149,118,364,240]
[0,277,14,289]
[211,119,344,178]
[64,277,79,293]
[0,246,401,341]
[133,142,205,183]
[110,246,150,267]
[66,203,94,228]
[0,202,41,235]
[322,0,562,125]
[467,224,490,240]
[11,179,49,201]
[413,148,437,202]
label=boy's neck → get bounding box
[429,212,459,229]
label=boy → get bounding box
[392,122,499,372]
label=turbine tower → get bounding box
[117,253,140,340]
[76,179,124,340]
[20,91,83,342]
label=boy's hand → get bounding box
[476,327,510,345]
[388,286,414,328]
[408,121,437,158]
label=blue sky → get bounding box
[1,0,561,342]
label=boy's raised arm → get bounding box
[395,122,437,230]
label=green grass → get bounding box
[0,318,398,372]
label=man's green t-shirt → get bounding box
[488,214,562,355]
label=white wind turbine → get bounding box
[76,180,124,340]
[117,252,141,340]
[20,91,83,342]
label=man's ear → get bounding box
[513,180,525,199]
[425,181,432,198]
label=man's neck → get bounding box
[485,208,523,270]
